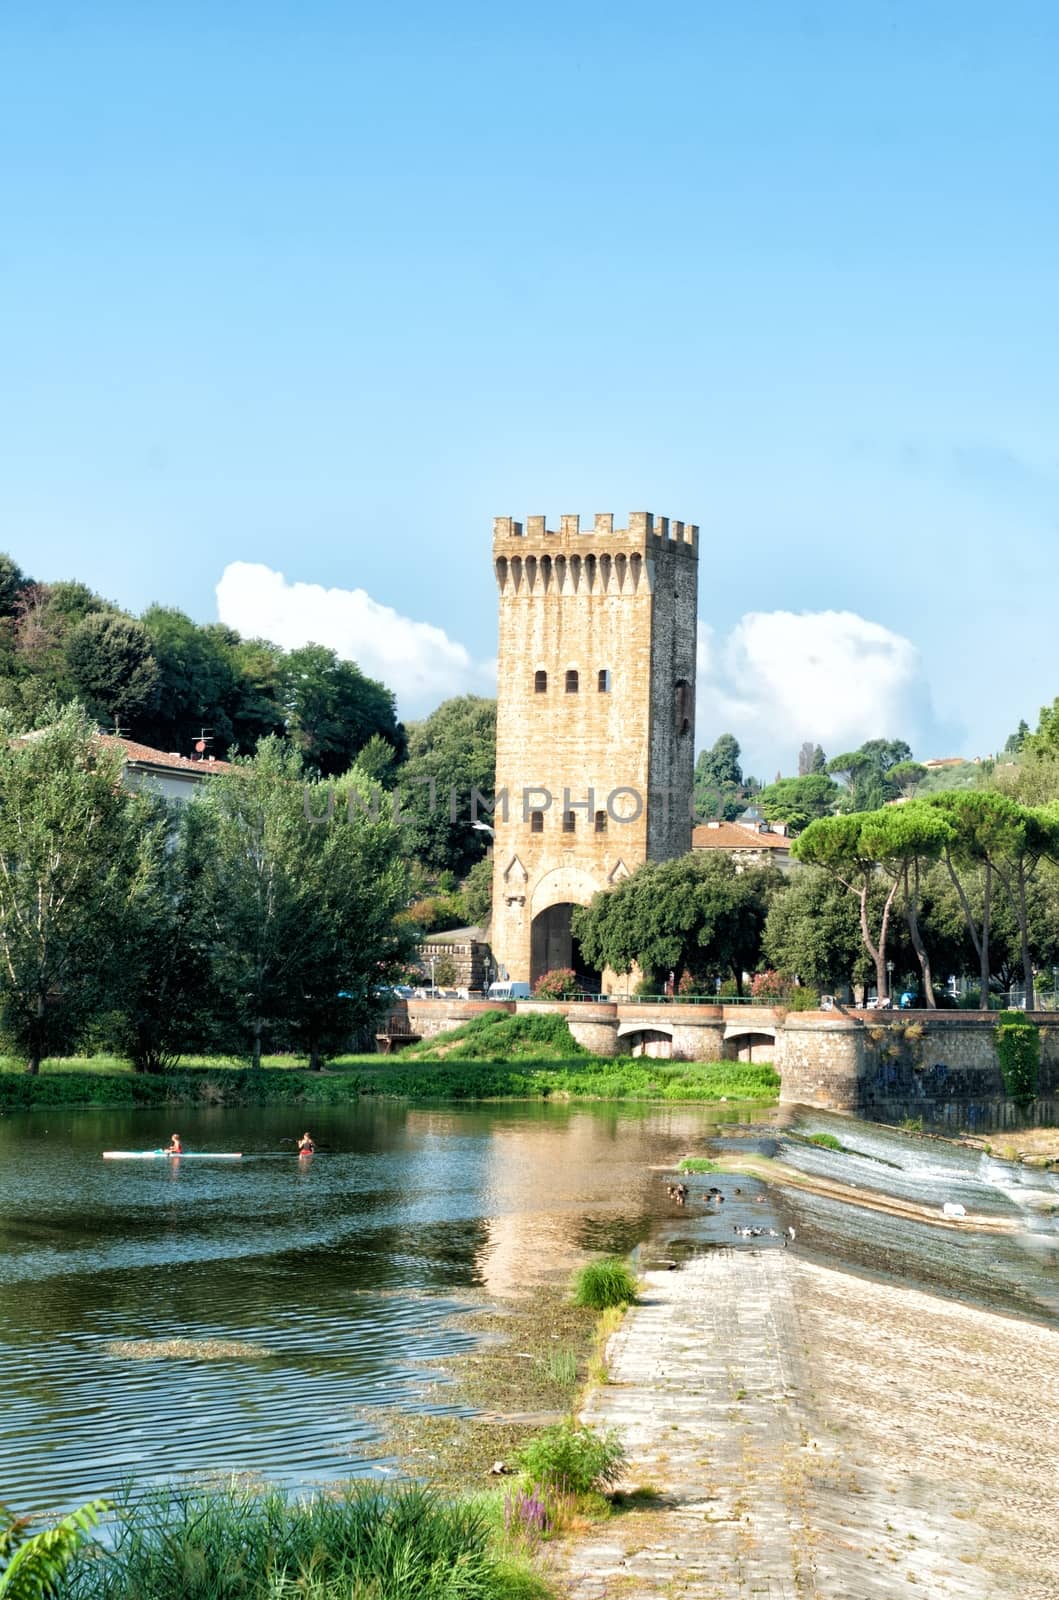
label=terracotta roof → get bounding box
[98,734,234,774]
[692,822,792,851]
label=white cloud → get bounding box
[697,609,940,778]
[215,565,942,775]
[215,562,495,717]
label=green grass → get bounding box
[572,1258,638,1309]
[403,1012,588,1060]
[539,1348,579,1387]
[0,1057,780,1109]
[59,1482,550,1600]
[806,1132,844,1150]
[678,1156,719,1173]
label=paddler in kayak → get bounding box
[297,1131,315,1156]
[165,1133,183,1155]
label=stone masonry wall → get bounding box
[490,513,698,984]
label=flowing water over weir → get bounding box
[0,1099,1057,1515]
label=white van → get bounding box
[487,980,532,1000]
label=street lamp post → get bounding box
[886,959,894,1005]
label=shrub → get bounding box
[995,1010,1040,1111]
[514,1423,626,1497]
[751,969,791,1001]
[679,1157,718,1173]
[532,969,579,1000]
[786,985,821,1011]
[806,1132,842,1150]
[431,955,460,989]
[572,1258,637,1309]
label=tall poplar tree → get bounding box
[0,705,147,1071]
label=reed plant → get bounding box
[59,1482,549,1600]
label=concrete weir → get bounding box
[398,997,1059,1126]
[563,1250,1059,1599]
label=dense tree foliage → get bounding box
[694,733,749,821]
[196,741,413,1068]
[399,696,497,879]
[763,867,867,993]
[0,713,415,1071]
[827,739,914,811]
[754,773,839,832]
[0,707,151,1071]
[0,553,402,774]
[573,854,780,993]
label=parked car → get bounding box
[487,980,532,1000]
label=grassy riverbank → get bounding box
[0,1057,779,1109]
[56,1482,551,1600]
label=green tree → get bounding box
[889,761,927,798]
[828,740,913,811]
[281,643,404,777]
[858,802,953,1005]
[352,731,403,786]
[763,866,868,994]
[137,606,239,754]
[0,555,28,617]
[1004,719,1030,755]
[927,790,1014,1003]
[798,741,827,776]
[755,773,838,832]
[694,733,745,821]
[110,800,224,1072]
[0,706,149,1071]
[462,855,494,929]
[399,696,497,878]
[572,853,780,993]
[197,741,412,1068]
[66,612,160,728]
[793,813,899,1002]
[211,628,287,753]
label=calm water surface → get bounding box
[3,1099,1057,1515]
[0,1100,751,1512]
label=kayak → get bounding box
[102,1150,243,1161]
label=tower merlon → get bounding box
[492,513,697,554]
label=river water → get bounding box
[1,1099,1057,1515]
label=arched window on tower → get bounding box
[565,669,579,694]
[674,678,692,737]
[530,810,544,834]
[598,669,611,693]
[594,809,607,833]
[534,670,547,694]
[562,810,576,833]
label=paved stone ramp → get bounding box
[563,1250,985,1600]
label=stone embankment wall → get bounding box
[397,997,1059,1128]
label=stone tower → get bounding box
[490,512,699,987]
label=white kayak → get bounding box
[102,1150,243,1161]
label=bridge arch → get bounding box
[723,1024,777,1062]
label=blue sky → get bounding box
[3,2,1057,775]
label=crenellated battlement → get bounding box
[493,512,698,556]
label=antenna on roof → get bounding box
[112,715,129,741]
[193,728,213,761]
